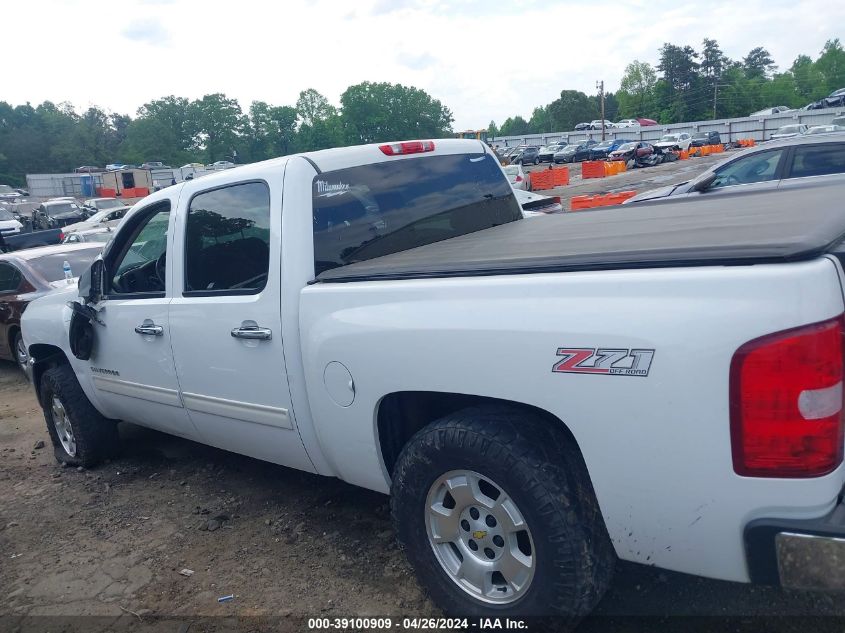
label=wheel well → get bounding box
[29,344,70,403]
[377,392,586,478]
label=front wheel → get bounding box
[391,406,614,621]
[13,331,28,374]
[40,364,120,467]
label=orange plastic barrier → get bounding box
[738,138,756,147]
[679,150,689,160]
[710,144,725,154]
[581,161,607,179]
[529,170,554,191]
[603,161,626,176]
[569,191,638,211]
[97,187,116,197]
[551,166,570,186]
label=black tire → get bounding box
[40,364,119,467]
[391,405,614,622]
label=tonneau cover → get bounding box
[316,184,845,283]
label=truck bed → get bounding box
[316,184,845,283]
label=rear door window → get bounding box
[789,144,845,178]
[184,182,271,295]
[0,263,22,293]
[312,152,520,275]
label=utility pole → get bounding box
[713,80,718,120]
[596,80,605,141]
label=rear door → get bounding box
[168,177,314,472]
[0,262,23,361]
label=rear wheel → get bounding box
[391,406,614,622]
[40,365,119,467]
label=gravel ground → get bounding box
[2,341,845,632]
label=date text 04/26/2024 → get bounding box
[307,617,529,630]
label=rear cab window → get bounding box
[312,152,521,275]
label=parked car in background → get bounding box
[807,125,845,135]
[588,139,631,160]
[636,118,658,126]
[0,185,24,202]
[503,163,531,191]
[105,163,126,171]
[141,161,171,169]
[750,106,793,116]
[82,197,127,214]
[554,140,597,163]
[514,146,540,165]
[74,166,104,173]
[574,122,590,131]
[615,119,640,128]
[625,133,845,204]
[0,206,23,237]
[654,132,692,152]
[808,88,845,110]
[690,131,722,147]
[771,124,808,140]
[609,141,654,162]
[61,206,129,235]
[513,189,563,217]
[589,119,613,130]
[538,144,563,163]
[32,200,87,231]
[209,160,236,170]
[0,243,103,372]
[180,162,205,169]
[62,227,116,244]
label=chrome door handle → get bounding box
[231,323,272,340]
[135,320,163,336]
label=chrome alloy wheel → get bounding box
[426,470,535,604]
[51,396,77,457]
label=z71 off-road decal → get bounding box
[552,348,655,377]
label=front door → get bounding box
[87,199,197,439]
[168,178,314,472]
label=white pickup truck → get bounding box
[20,139,845,620]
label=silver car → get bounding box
[625,133,845,204]
[771,124,808,140]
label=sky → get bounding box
[4,0,844,131]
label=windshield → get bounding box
[503,166,520,176]
[660,135,678,142]
[0,208,15,221]
[594,141,613,149]
[617,143,636,151]
[28,249,101,283]
[45,203,80,216]
[777,125,801,134]
[692,133,707,139]
[312,153,521,275]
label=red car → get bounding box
[636,118,658,126]
[608,141,654,162]
[0,243,103,372]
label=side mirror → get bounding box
[692,172,717,192]
[78,257,105,304]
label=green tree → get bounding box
[498,116,531,136]
[247,101,297,160]
[790,54,826,101]
[617,60,657,118]
[339,81,453,144]
[295,89,336,127]
[545,90,598,130]
[815,39,845,94]
[743,47,776,80]
[191,93,246,163]
[487,120,499,137]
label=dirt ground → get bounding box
[2,360,845,633]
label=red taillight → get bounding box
[379,140,435,156]
[515,175,523,182]
[730,316,845,477]
[59,232,64,242]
